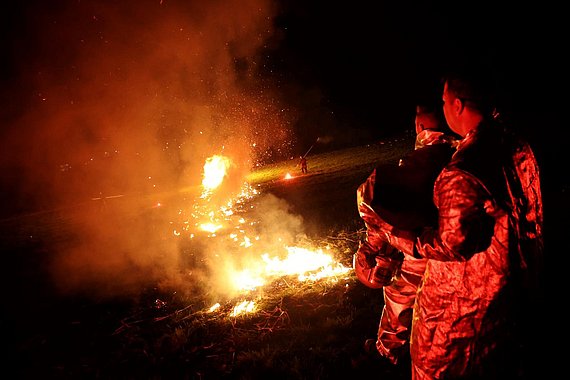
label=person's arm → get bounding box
[356,169,416,255]
[354,169,405,288]
[365,168,497,262]
[414,169,497,261]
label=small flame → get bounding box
[208,303,221,312]
[199,223,223,233]
[231,300,256,316]
[284,173,293,180]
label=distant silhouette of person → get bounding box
[354,101,457,366]
[299,156,308,174]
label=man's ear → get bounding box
[454,97,464,114]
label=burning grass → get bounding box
[6,138,413,379]
[107,237,366,379]
[98,137,411,378]
[68,228,370,379]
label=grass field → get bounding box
[4,136,418,379]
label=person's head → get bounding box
[441,67,497,137]
[415,104,443,135]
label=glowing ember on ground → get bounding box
[284,173,293,180]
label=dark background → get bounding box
[0,0,567,212]
[271,0,566,167]
[2,1,565,134]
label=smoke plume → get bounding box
[1,0,299,299]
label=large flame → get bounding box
[230,246,350,292]
[202,155,231,192]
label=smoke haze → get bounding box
[1,0,294,210]
[1,0,303,299]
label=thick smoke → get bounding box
[201,193,306,301]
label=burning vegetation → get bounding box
[2,1,404,377]
[6,141,413,379]
[170,153,352,316]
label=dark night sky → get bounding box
[0,0,567,214]
[272,1,566,138]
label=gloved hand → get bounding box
[357,174,417,257]
[353,238,403,289]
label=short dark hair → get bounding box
[414,99,458,137]
[442,66,497,117]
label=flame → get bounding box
[230,246,350,292]
[202,155,231,191]
[232,269,265,291]
[284,173,292,180]
[208,303,221,313]
[199,223,223,233]
[264,247,337,276]
[231,300,256,316]
[179,154,260,238]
